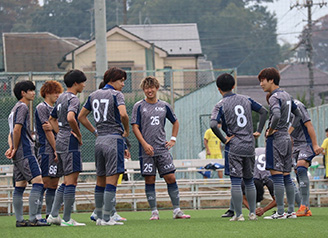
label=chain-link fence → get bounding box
[0,69,235,172]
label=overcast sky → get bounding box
[263,0,328,44]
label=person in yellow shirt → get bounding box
[321,128,328,179]
[204,127,223,178]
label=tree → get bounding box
[127,0,280,75]
[312,14,328,71]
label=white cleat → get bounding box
[229,214,245,221]
[90,211,97,221]
[96,218,102,226]
[173,209,191,219]
[286,212,297,219]
[60,218,86,226]
[100,218,124,226]
[150,210,159,220]
[112,212,127,222]
[47,214,61,225]
[248,213,258,221]
[264,212,286,220]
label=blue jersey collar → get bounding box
[104,84,115,90]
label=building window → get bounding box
[164,66,172,88]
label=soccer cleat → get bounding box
[96,218,102,226]
[221,210,235,218]
[296,205,310,217]
[90,211,97,222]
[150,210,159,220]
[248,213,257,221]
[16,219,29,227]
[286,212,297,219]
[263,211,286,219]
[173,210,191,219]
[47,214,61,225]
[112,212,127,221]
[229,214,245,221]
[305,209,312,217]
[28,219,51,226]
[100,218,124,226]
[60,218,86,226]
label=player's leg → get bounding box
[45,177,59,218]
[13,175,28,227]
[296,158,312,217]
[145,175,158,219]
[221,199,235,218]
[243,156,257,220]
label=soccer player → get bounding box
[35,81,63,220]
[131,76,190,220]
[321,128,328,178]
[5,80,49,227]
[289,100,323,217]
[78,67,130,226]
[46,70,87,226]
[258,67,301,219]
[204,126,223,178]
[211,73,267,221]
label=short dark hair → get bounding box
[13,80,35,100]
[258,67,280,85]
[325,128,328,133]
[64,69,87,88]
[216,73,235,92]
[103,67,127,85]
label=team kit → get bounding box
[5,67,321,227]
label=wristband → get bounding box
[170,136,177,142]
[93,129,98,136]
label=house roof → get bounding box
[120,24,203,56]
[2,32,83,72]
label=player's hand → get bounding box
[225,135,234,144]
[256,207,264,216]
[42,121,53,131]
[124,149,131,159]
[143,143,154,156]
[165,140,176,149]
[313,144,323,155]
[122,131,129,138]
[71,131,83,145]
[265,129,278,137]
[54,151,58,163]
[206,149,211,155]
[5,148,16,159]
[253,132,261,138]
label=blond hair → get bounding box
[139,76,160,89]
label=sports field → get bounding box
[1,208,328,238]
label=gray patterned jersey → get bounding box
[268,89,297,132]
[211,93,263,157]
[254,147,271,180]
[51,92,80,152]
[83,87,125,135]
[131,99,177,156]
[290,100,312,147]
[35,102,55,155]
[8,101,35,161]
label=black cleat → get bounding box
[28,219,51,227]
[221,210,235,218]
[16,219,29,227]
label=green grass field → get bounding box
[1,208,328,238]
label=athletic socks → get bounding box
[13,186,25,222]
[45,188,56,216]
[244,177,257,214]
[50,183,65,217]
[230,176,243,217]
[293,181,301,208]
[36,187,46,219]
[272,174,285,215]
[284,174,295,214]
[145,183,157,211]
[103,184,116,222]
[167,182,180,210]
[94,185,105,220]
[297,166,310,207]
[63,185,76,222]
[29,183,44,221]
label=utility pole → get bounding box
[94,0,108,88]
[291,0,327,106]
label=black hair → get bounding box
[13,80,36,100]
[258,67,280,86]
[325,128,328,133]
[216,73,235,92]
[64,69,87,88]
[103,67,127,85]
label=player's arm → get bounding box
[78,107,97,136]
[132,124,154,156]
[304,120,323,155]
[267,107,280,136]
[67,111,82,145]
[48,116,59,134]
[254,107,268,138]
[44,124,58,161]
[210,120,232,144]
[118,105,129,138]
[204,138,210,155]
[5,133,13,159]
[7,124,23,159]
[166,120,179,149]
